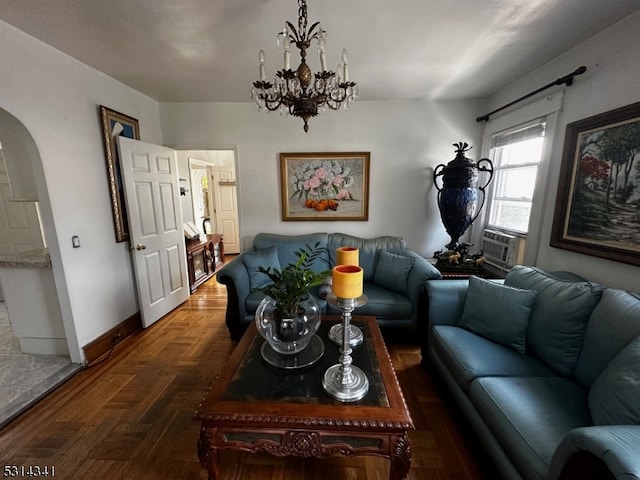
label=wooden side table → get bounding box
[437,269,484,279]
[428,258,486,279]
[186,234,224,293]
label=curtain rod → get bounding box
[476,66,587,122]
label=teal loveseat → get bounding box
[216,232,441,340]
[422,265,640,480]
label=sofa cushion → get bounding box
[327,282,413,319]
[469,376,592,480]
[505,266,603,377]
[245,290,268,314]
[430,325,556,392]
[243,246,281,290]
[589,336,640,426]
[373,250,415,295]
[253,232,330,273]
[328,233,406,282]
[459,276,536,353]
[575,289,640,388]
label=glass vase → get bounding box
[254,294,321,355]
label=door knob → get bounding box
[135,244,147,250]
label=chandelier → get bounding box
[251,0,359,132]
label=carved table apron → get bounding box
[195,316,413,480]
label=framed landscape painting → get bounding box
[99,105,140,242]
[551,101,640,266]
[280,152,370,221]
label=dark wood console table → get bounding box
[195,316,413,479]
[428,258,487,279]
[186,234,224,293]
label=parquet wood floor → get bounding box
[0,272,498,479]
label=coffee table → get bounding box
[195,315,414,480]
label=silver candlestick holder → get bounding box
[322,294,369,402]
[326,292,365,347]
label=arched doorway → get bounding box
[0,108,80,426]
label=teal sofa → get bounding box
[216,232,441,340]
[422,265,640,480]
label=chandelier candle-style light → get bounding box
[251,0,358,132]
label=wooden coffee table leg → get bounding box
[198,426,220,480]
[389,433,412,480]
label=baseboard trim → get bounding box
[83,312,142,365]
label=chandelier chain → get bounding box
[298,0,307,41]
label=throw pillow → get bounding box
[243,246,281,290]
[588,336,640,425]
[505,266,603,377]
[575,289,640,388]
[459,276,536,354]
[329,233,406,282]
[373,250,415,294]
[253,233,329,273]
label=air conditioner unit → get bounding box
[481,229,526,268]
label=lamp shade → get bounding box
[332,265,363,299]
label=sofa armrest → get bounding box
[422,277,505,329]
[424,279,469,328]
[216,254,251,340]
[547,426,640,480]
[420,279,470,364]
[405,250,442,305]
[404,251,442,334]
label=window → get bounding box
[485,120,546,234]
[471,91,563,268]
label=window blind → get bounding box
[491,120,545,149]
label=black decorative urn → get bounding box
[433,142,494,250]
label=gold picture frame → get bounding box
[280,152,370,221]
[99,105,140,242]
[550,101,640,266]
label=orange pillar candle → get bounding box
[332,265,364,299]
[336,246,359,266]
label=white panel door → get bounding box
[211,166,240,254]
[117,137,189,328]
[0,150,44,256]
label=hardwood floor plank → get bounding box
[0,273,497,479]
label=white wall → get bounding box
[0,20,162,360]
[160,99,486,257]
[5,7,635,360]
[0,17,485,361]
[485,11,640,290]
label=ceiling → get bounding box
[1,0,639,103]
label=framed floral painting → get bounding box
[280,152,370,221]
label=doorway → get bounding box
[0,109,79,427]
[116,143,241,331]
[180,150,240,254]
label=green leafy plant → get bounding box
[257,242,331,317]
